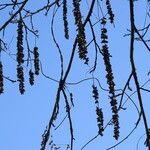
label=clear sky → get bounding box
[0,0,150,150]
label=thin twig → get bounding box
[129,1,150,149]
[81,134,99,150]
[0,0,29,31]
[118,72,133,109]
[140,87,150,93]
[134,26,150,52]
[62,89,74,150]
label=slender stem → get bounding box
[62,89,74,150]
[134,26,150,52]
[118,72,132,109]
[129,1,150,149]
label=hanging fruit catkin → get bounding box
[101,18,119,140]
[96,107,104,136]
[29,69,34,85]
[63,0,69,39]
[0,61,4,94]
[17,18,24,65]
[17,65,25,94]
[73,0,88,64]
[92,85,99,104]
[91,85,104,135]
[106,0,115,24]
[34,47,40,75]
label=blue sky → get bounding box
[0,0,150,150]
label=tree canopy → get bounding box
[0,0,150,150]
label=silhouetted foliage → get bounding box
[0,0,150,150]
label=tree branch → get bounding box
[129,1,150,149]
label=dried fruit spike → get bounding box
[17,18,24,65]
[34,47,40,75]
[92,85,99,103]
[0,61,4,94]
[29,69,34,85]
[100,20,119,139]
[17,65,25,94]
[63,0,69,39]
[106,0,115,23]
[96,107,104,136]
[72,0,88,64]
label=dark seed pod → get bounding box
[34,47,40,75]
[29,69,34,85]
[63,0,69,39]
[105,0,115,23]
[41,126,48,150]
[113,113,120,140]
[0,61,4,94]
[17,65,25,94]
[100,19,119,139]
[92,85,99,104]
[101,28,108,43]
[17,18,24,65]
[102,43,119,139]
[101,17,107,25]
[73,0,88,64]
[96,107,104,136]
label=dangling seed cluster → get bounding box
[63,0,69,39]
[91,85,104,135]
[112,108,119,140]
[106,0,114,23]
[0,61,4,94]
[29,69,34,85]
[101,18,119,140]
[49,136,61,150]
[16,18,25,94]
[17,18,24,65]
[96,107,104,136]
[15,19,40,94]
[70,93,74,107]
[101,28,108,44]
[92,85,99,104]
[41,126,48,150]
[73,0,88,64]
[102,42,120,140]
[17,65,25,94]
[34,47,40,75]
